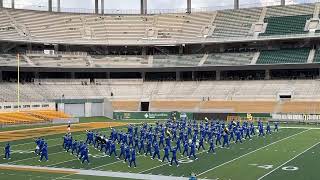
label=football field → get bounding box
[0,120,319,180]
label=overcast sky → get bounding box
[2,0,316,12]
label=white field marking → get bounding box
[8,125,302,148]
[142,130,279,173]
[48,145,115,167]
[46,157,80,167]
[7,151,66,163]
[53,174,73,180]
[91,153,145,170]
[10,127,126,147]
[197,129,310,176]
[138,137,244,174]
[257,141,320,180]
[280,126,320,130]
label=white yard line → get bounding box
[257,141,320,180]
[197,129,310,176]
[0,164,194,180]
[138,135,251,174]
[7,151,64,163]
[10,128,122,147]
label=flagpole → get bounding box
[17,53,20,112]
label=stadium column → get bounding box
[281,0,285,6]
[70,72,75,79]
[34,72,39,79]
[0,0,3,8]
[57,0,61,12]
[216,70,220,80]
[101,0,104,15]
[48,0,52,12]
[265,69,270,80]
[234,0,239,9]
[106,72,110,79]
[140,0,147,15]
[187,0,191,13]
[11,0,14,9]
[141,72,146,81]
[176,72,181,81]
[95,0,99,14]
[0,71,2,82]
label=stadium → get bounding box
[0,0,320,179]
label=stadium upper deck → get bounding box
[0,3,318,45]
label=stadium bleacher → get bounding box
[211,8,262,38]
[260,14,311,36]
[256,48,310,64]
[0,110,70,126]
[0,3,318,44]
[3,78,319,114]
[204,52,255,65]
[153,54,203,67]
[1,49,316,67]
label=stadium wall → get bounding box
[56,98,106,117]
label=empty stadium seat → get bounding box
[211,8,262,38]
[256,48,310,64]
[204,52,254,65]
[153,54,203,67]
[260,15,311,36]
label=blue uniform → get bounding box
[162,146,170,162]
[81,148,90,164]
[188,143,197,160]
[274,122,279,132]
[40,144,48,161]
[109,142,117,157]
[250,124,256,135]
[145,141,152,156]
[129,149,137,167]
[165,137,171,149]
[222,133,229,148]
[245,127,251,139]
[152,143,160,160]
[159,135,165,148]
[4,143,10,159]
[235,130,242,143]
[208,139,215,153]
[118,143,125,159]
[182,141,189,156]
[229,130,235,142]
[170,148,179,166]
[138,139,145,153]
[266,123,271,134]
[259,125,265,137]
[176,139,182,153]
[124,146,130,162]
[35,138,41,155]
[71,140,78,154]
[216,132,222,146]
[198,137,205,151]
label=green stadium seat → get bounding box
[260,15,311,36]
[256,48,309,64]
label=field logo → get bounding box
[247,113,253,121]
[144,113,149,118]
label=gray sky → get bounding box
[2,0,315,11]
